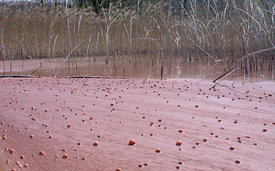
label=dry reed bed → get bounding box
[0,1,274,78]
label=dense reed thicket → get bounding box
[0,0,274,78]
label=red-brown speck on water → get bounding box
[39,151,45,155]
[62,154,69,159]
[128,139,136,145]
[155,148,161,153]
[176,140,182,146]
[235,160,241,164]
[229,146,235,150]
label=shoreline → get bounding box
[0,77,274,170]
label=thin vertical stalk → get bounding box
[85,34,93,73]
[48,35,53,62]
[1,29,5,76]
[160,0,164,80]
[52,34,59,74]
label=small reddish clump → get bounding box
[62,154,69,159]
[93,141,99,146]
[229,146,235,150]
[128,139,136,145]
[39,151,45,155]
[235,160,241,164]
[176,140,182,146]
[263,128,268,132]
[9,149,15,154]
[155,148,161,153]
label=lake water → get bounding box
[0,55,274,82]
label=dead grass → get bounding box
[0,1,274,78]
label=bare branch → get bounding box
[212,47,275,84]
[28,56,41,78]
[55,36,91,77]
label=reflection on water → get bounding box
[0,55,274,82]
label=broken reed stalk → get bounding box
[55,35,92,77]
[85,34,93,73]
[48,35,53,62]
[212,47,275,87]
[160,0,164,80]
[102,5,120,66]
[1,29,5,76]
[21,49,24,71]
[52,34,59,74]
[28,56,41,78]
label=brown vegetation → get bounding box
[0,1,274,79]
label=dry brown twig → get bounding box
[55,35,92,77]
[28,56,42,78]
[1,29,5,76]
[210,47,275,90]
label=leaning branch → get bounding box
[55,36,91,77]
[0,29,5,76]
[28,56,42,78]
[212,47,275,86]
